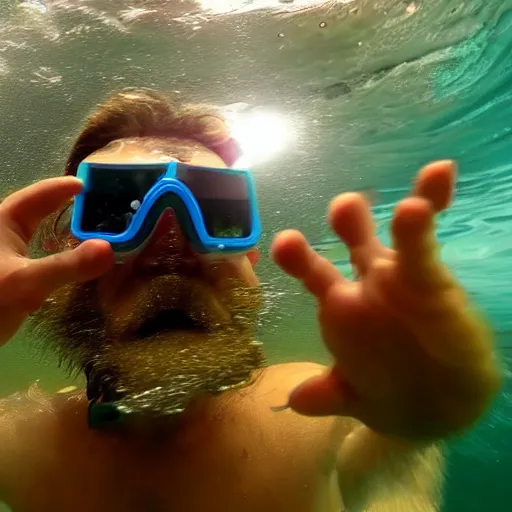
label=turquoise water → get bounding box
[0,0,511,510]
[311,7,512,510]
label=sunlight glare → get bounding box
[225,108,292,167]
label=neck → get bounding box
[58,389,227,447]
[47,389,234,475]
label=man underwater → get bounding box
[0,89,502,512]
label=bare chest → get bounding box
[9,384,342,512]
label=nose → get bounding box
[127,209,257,287]
[133,209,198,272]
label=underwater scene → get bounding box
[0,0,511,511]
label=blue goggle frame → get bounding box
[71,161,262,256]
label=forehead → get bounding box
[84,140,228,168]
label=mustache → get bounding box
[115,274,228,336]
[110,273,263,338]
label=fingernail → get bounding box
[270,404,290,413]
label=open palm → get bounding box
[272,161,500,441]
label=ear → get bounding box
[246,248,260,267]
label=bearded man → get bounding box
[0,89,501,512]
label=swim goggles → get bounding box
[71,161,261,258]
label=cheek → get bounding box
[95,266,136,313]
[240,258,259,287]
[212,257,259,287]
[247,248,260,267]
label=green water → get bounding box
[1,0,512,510]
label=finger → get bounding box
[271,229,343,299]
[14,239,114,310]
[391,197,444,285]
[287,367,359,417]
[412,160,457,213]
[328,192,378,276]
[0,177,83,243]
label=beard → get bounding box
[27,271,266,420]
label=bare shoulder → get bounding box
[244,362,357,447]
[256,361,328,393]
[0,382,55,447]
[246,361,335,414]
[0,384,55,495]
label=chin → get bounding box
[85,308,265,418]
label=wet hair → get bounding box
[64,87,241,176]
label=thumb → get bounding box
[288,367,359,417]
[19,240,114,310]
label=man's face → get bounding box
[32,142,265,417]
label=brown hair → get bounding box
[64,88,240,175]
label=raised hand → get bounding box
[272,161,501,442]
[0,177,114,345]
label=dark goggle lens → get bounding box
[80,164,253,240]
[176,166,251,239]
[80,165,165,234]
